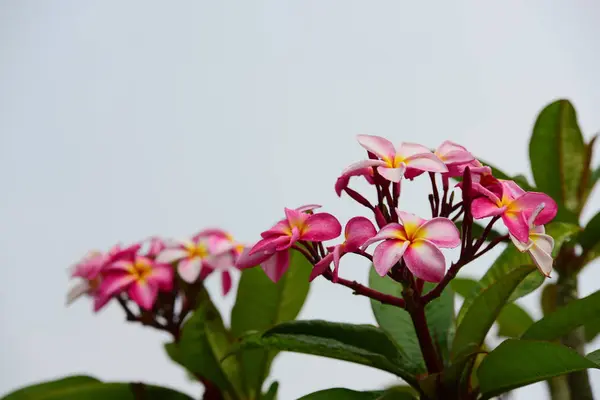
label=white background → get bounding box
[1,1,600,399]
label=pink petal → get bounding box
[309,253,334,282]
[502,212,530,243]
[345,217,377,250]
[361,223,408,249]
[149,264,174,291]
[146,237,166,257]
[249,235,291,255]
[403,167,425,180]
[373,240,410,276]
[529,234,555,277]
[92,292,113,312]
[66,281,90,305]
[397,211,426,238]
[377,165,406,182]
[509,233,531,252]
[471,197,504,219]
[192,228,228,241]
[501,180,526,200]
[357,134,396,160]
[510,192,558,226]
[178,257,203,283]
[342,159,387,176]
[221,270,233,295]
[128,281,158,310]
[414,218,461,248]
[335,168,374,196]
[436,141,474,165]
[404,239,446,282]
[261,220,291,238]
[261,250,291,282]
[279,226,300,250]
[98,273,136,297]
[332,245,344,282]
[285,207,310,228]
[404,153,448,173]
[302,213,342,241]
[236,247,274,269]
[396,142,432,159]
[155,248,188,264]
[296,204,322,213]
[108,243,141,263]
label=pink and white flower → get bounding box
[509,204,555,277]
[236,205,342,282]
[310,217,377,282]
[406,140,475,180]
[471,179,557,243]
[98,254,174,310]
[335,167,375,197]
[343,135,448,183]
[361,211,461,282]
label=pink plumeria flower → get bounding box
[406,140,475,180]
[194,229,244,295]
[343,135,448,183]
[361,211,460,282]
[310,217,377,282]
[335,167,375,197]
[509,204,555,277]
[99,254,173,310]
[471,179,557,243]
[449,158,492,180]
[144,237,166,258]
[236,205,342,282]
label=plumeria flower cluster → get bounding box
[66,230,242,336]
[237,134,557,309]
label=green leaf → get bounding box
[580,211,600,264]
[529,99,586,213]
[230,249,311,396]
[541,283,558,316]
[496,303,534,338]
[454,221,505,243]
[457,222,579,324]
[585,317,600,342]
[1,378,193,400]
[590,163,600,192]
[477,159,535,191]
[297,388,384,400]
[522,289,600,341]
[477,339,600,399]
[165,289,243,398]
[368,269,455,371]
[260,382,279,400]
[452,265,536,358]
[450,277,477,298]
[232,320,419,386]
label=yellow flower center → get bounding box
[131,258,153,282]
[185,242,209,259]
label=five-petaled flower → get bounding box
[236,205,342,282]
[343,135,448,183]
[310,216,377,282]
[99,253,173,310]
[471,179,557,243]
[406,140,475,180]
[362,211,461,282]
[509,204,555,277]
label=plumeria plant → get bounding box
[4,99,600,400]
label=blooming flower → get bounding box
[471,179,557,243]
[343,135,448,183]
[310,217,377,282]
[405,140,475,180]
[361,211,460,282]
[236,205,342,282]
[509,204,555,277]
[335,167,375,197]
[99,254,173,310]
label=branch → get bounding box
[323,269,405,308]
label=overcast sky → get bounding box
[1,1,600,399]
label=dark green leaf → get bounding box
[452,265,536,359]
[165,290,243,398]
[529,99,586,213]
[454,221,505,243]
[590,164,600,192]
[522,289,600,341]
[233,320,418,386]
[368,269,454,371]
[585,317,600,342]
[477,339,599,399]
[297,388,384,400]
[541,283,558,316]
[457,222,579,324]
[496,303,534,338]
[230,249,311,396]
[260,382,279,400]
[450,277,477,298]
[2,379,193,400]
[580,211,600,264]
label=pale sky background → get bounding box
[1,1,600,399]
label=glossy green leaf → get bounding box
[529,99,586,213]
[457,222,579,324]
[477,339,600,399]
[522,289,600,341]
[452,265,535,358]
[2,378,193,400]
[585,317,600,342]
[232,320,418,386]
[298,388,384,400]
[165,291,243,398]
[230,249,311,396]
[368,269,454,371]
[450,277,477,298]
[580,211,600,264]
[260,382,279,400]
